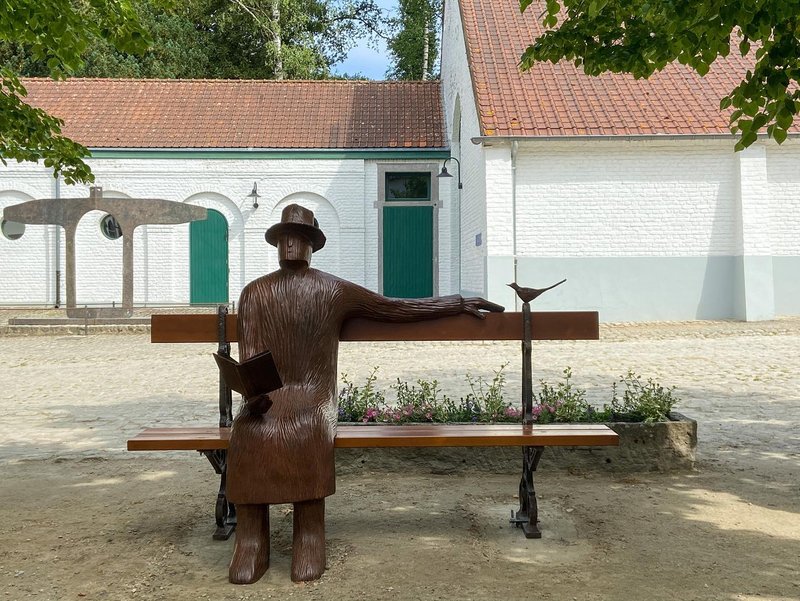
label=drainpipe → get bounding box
[54,176,61,308]
[511,140,519,309]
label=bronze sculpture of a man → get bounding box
[227,204,503,584]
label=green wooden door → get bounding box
[190,209,228,304]
[382,205,434,297]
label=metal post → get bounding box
[509,278,566,539]
[206,304,236,540]
[217,305,233,428]
[521,300,533,424]
[54,176,61,308]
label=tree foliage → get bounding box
[2,0,388,80]
[519,0,800,149]
[1,0,150,183]
[0,0,386,182]
[386,0,440,80]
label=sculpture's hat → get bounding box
[265,204,326,252]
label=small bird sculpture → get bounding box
[508,278,566,304]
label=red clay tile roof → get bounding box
[20,78,446,149]
[459,0,759,137]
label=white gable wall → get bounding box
[441,0,488,297]
[441,0,800,321]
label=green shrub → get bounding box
[388,377,453,423]
[531,368,677,424]
[338,367,385,422]
[463,364,521,422]
[533,367,593,423]
[337,366,679,424]
[337,364,520,423]
[607,370,678,423]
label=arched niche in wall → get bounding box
[75,208,124,304]
[0,190,48,304]
[72,190,134,306]
[184,192,244,235]
[0,190,35,240]
[272,193,341,276]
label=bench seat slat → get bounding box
[127,424,618,452]
[335,424,618,448]
[128,427,231,451]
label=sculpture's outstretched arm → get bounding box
[461,297,506,319]
[344,282,503,322]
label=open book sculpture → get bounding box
[213,350,282,415]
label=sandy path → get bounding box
[1,318,799,600]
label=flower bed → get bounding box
[338,366,679,425]
[335,367,697,473]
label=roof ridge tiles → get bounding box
[19,77,441,86]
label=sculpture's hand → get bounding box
[246,393,273,415]
[463,297,505,319]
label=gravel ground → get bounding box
[1,314,798,600]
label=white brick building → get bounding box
[440,0,800,321]
[0,81,454,307]
[1,1,799,321]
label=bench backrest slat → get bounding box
[151,311,599,343]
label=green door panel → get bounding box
[382,205,433,298]
[190,209,229,304]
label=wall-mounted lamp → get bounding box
[437,156,463,292]
[436,157,462,190]
[247,181,261,209]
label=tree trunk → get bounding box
[421,17,430,80]
[271,0,283,80]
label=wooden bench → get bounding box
[128,307,618,540]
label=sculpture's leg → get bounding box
[291,498,326,582]
[229,504,270,585]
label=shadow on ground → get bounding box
[0,455,797,601]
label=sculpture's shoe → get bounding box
[229,504,270,585]
[291,499,326,582]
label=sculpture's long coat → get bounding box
[227,267,464,504]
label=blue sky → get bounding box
[331,0,397,80]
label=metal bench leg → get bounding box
[205,305,237,540]
[510,445,544,538]
[201,449,237,540]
